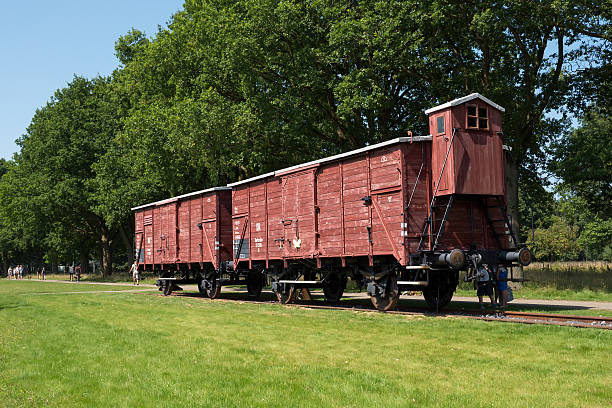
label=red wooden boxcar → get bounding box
[132,93,530,310]
[132,187,232,296]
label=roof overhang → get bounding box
[228,135,432,187]
[424,93,505,115]
[131,187,232,211]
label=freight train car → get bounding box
[132,187,233,296]
[132,93,531,311]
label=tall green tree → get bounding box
[109,0,609,245]
[414,0,610,245]
[2,76,122,275]
[553,108,612,218]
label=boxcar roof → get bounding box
[131,186,232,211]
[227,135,432,187]
[424,93,505,115]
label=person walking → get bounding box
[41,265,46,280]
[68,265,74,281]
[475,264,495,309]
[129,260,140,285]
[496,263,510,308]
[7,266,12,280]
[18,264,23,280]
[75,264,81,282]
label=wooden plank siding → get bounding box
[133,189,232,270]
[232,142,433,266]
[429,99,505,196]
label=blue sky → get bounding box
[0,0,184,160]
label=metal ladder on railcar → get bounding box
[418,194,455,252]
[481,196,518,250]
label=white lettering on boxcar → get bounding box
[256,222,261,232]
[381,155,388,163]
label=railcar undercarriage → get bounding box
[150,244,530,312]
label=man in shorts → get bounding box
[129,260,140,285]
[7,266,12,280]
[475,264,495,309]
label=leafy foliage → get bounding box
[553,108,612,217]
[0,0,610,269]
[531,216,580,261]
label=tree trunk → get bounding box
[100,231,113,276]
[119,224,134,265]
[49,250,59,274]
[1,251,7,278]
[505,151,523,282]
[80,247,89,275]
[505,152,520,247]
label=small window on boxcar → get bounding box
[467,105,488,129]
[436,116,445,134]
[478,107,488,129]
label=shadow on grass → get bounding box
[157,287,602,316]
[0,302,28,311]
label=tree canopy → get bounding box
[1,0,610,271]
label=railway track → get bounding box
[165,291,612,329]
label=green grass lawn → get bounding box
[30,272,158,285]
[1,281,611,407]
[0,279,155,294]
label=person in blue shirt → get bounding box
[496,264,509,307]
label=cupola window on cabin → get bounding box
[467,105,488,130]
[436,116,445,134]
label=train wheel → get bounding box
[162,282,173,296]
[323,273,345,303]
[206,279,222,299]
[423,284,455,311]
[197,279,209,298]
[370,275,399,311]
[276,284,296,304]
[246,271,263,298]
[423,271,458,311]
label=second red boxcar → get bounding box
[132,187,232,296]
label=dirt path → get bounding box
[25,289,156,295]
[29,279,158,288]
[16,279,612,311]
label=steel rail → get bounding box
[158,291,612,330]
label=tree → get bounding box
[3,76,122,275]
[414,0,610,246]
[111,0,609,244]
[531,216,580,261]
[553,111,611,219]
[578,218,612,261]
